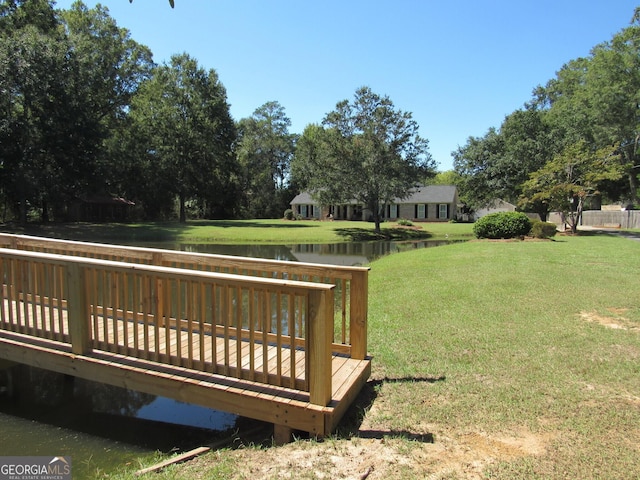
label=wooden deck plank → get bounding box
[0,296,370,436]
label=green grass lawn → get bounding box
[4,222,638,478]
[363,233,640,478]
[130,231,638,480]
[2,219,475,244]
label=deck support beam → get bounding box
[273,424,293,445]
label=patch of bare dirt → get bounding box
[579,309,639,332]
[392,223,423,231]
[184,422,555,480]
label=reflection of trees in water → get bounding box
[74,378,156,417]
[3,365,155,417]
[180,243,297,261]
[135,240,459,266]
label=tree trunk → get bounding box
[41,199,49,223]
[179,193,186,223]
[628,169,639,205]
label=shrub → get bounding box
[530,220,558,239]
[397,218,414,226]
[283,209,295,220]
[473,211,532,239]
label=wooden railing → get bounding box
[0,234,369,360]
[0,248,336,406]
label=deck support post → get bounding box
[273,424,293,445]
[307,288,334,407]
[67,263,91,355]
[349,270,368,360]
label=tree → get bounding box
[292,86,435,232]
[129,53,237,222]
[61,1,154,204]
[520,141,623,233]
[236,101,297,218]
[532,8,640,204]
[0,0,153,222]
[453,107,554,218]
[0,0,72,222]
[452,127,505,211]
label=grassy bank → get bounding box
[1,219,474,244]
[101,231,640,479]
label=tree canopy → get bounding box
[455,7,640,217]
[520,142,622,233]
[292,86,435,231]
[4,1,640,225]
[236,102,297,218]
[128,53,237,222]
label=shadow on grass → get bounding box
[1,222,185,243]
[335,227,433,242]
[189,220,315,229]
[0,219,315,243]
[573,228,640,241]
[333,375,446,443]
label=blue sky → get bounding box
[55,0,638,171]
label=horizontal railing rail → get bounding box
[0,248,335,406]
[0,234,369,359]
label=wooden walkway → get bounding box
[0,235,372,442]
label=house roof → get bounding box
[290,192,315,205]
[397,185,457,204]
[291,185,458,206]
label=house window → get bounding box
[417,204,426,219]
[388,204,398,219]
[300,205,308,217]
[438,204,448,219]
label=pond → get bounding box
[136,239,457,266]
[0,238,456,476]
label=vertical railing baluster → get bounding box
[186,279,193,369]
[248,287,255,380]
[235,286,242,379]
[289,293,296,387]
[276,291,282,385]
[199,281,206,368]
[263,290,270,381]
[223,284,230,376]
[122,272,130,355]
[112,270,120,349]
[175,279,182,365]
[132,271,139,353]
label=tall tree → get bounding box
[0,0,70,222]
[533,8,640,204]
[236,101,297,218]
[0,0,153,222]
[453,107,553,218]
[520,141,623,233]
[292,87,434,232]
[61,1,154,201]
[129,53,237,222]
[453,127,505,212]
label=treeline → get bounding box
[4,1,640,226]
[453,7,640,223]
[0,0,298,223]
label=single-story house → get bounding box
[69,194,135,222]
[473,199,517,220]
[290,185,459,222]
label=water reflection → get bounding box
[141,239,457,266]
[0,364,235,476]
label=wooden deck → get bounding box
[0,315,370,439]
[0,237,372,442]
